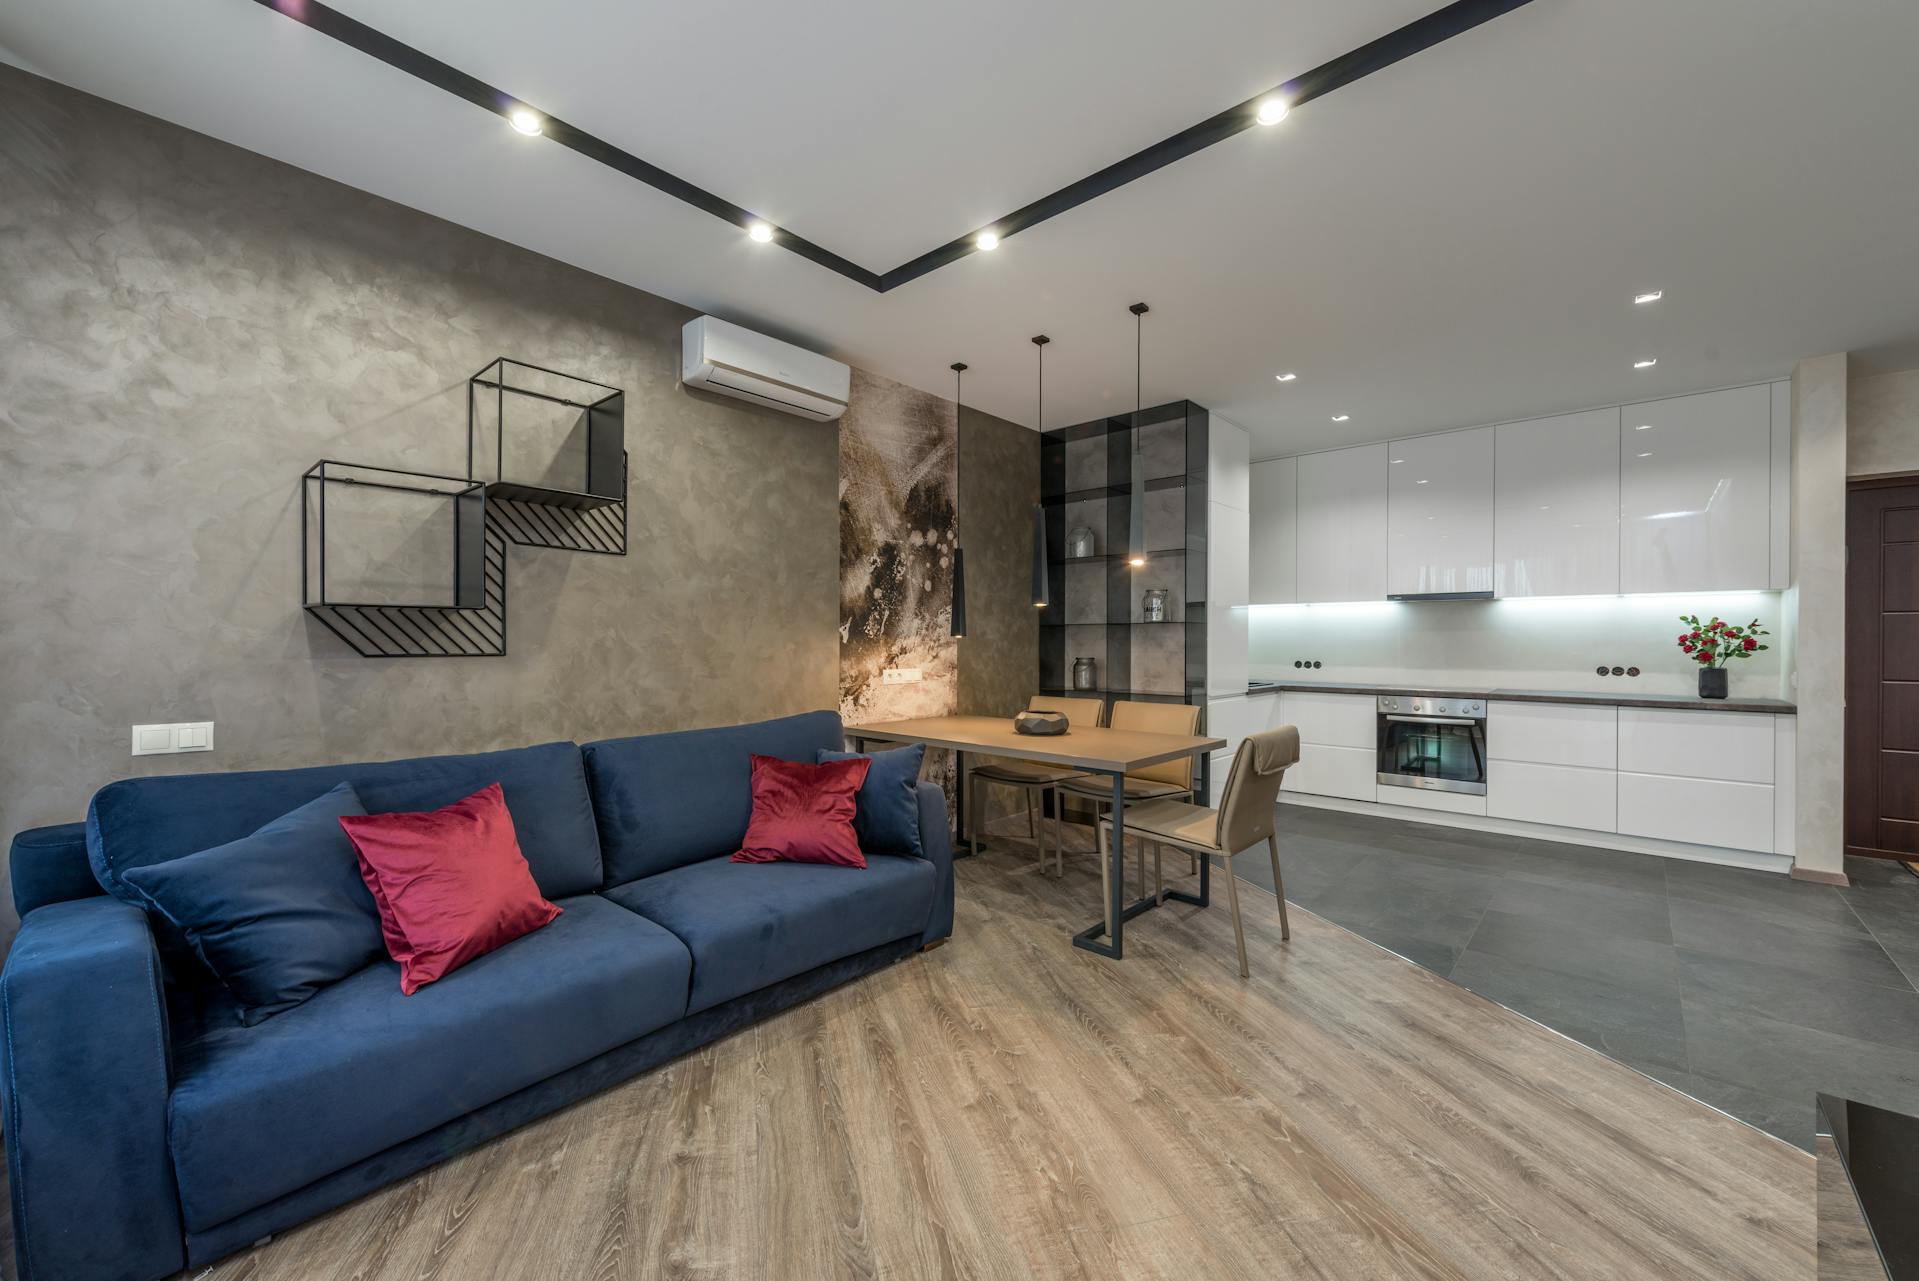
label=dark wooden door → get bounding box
[1846,479,1919,859]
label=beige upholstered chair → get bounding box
[965,695,1106,873]
[1056,699,1202,888]
[1096,726,1301,977]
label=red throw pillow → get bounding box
[338,783,561,995]
[731,754,872,867]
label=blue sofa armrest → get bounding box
[2,899,182,1281]
[913,781,954,946]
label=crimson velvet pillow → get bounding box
[338,782,561,995]
[731,754,872,867]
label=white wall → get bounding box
[1850,365,1919,478]
[1248,591,1785,698]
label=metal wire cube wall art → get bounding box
[469,358,628,555]
[301,461,508,658]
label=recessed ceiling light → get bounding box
[1275,372,1297,382]
[1255,97,1290,126]
[1634,358,1658,369]
[1416,479,1429,485]
[1637,452,1652,458]
[1331,414,1350,422]
[508,109,543,136]
[747,222,775,243]
[975,231,1000,251]
[1634,290,1664,304]
[1635,423,1653,431]
[1390,458,1403,464]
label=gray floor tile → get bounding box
[1665,862,1868,937]
[1675,948,1919,1050]
[1841,891,1919,953]
[1463,908,1680,992]
[1681,999,1919,1117]
[1668,899,1912,989]
[1448,950,1690,1074]
[1485,878,1674,946]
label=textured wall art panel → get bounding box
[838,369,961,796]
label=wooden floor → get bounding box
[148,835,1810,1279]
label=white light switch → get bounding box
[880,667,923,686]
[131,722,215,756]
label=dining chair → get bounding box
[965,694,1106,873]
[1095,726,1301,977]
[1055,699,1203,892]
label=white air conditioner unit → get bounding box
[681,316,850,422]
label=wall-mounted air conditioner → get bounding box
[680,316,850,421]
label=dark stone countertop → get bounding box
[1242,679,1795,715]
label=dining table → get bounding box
[847,714,1225,960]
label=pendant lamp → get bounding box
[1031,335,1051,609]
[950,361,968,639]
[1127,302,1149,568]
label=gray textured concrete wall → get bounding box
[0,66,1034,937]
[958,405,1042,719]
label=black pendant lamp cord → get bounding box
[950,361,968,639]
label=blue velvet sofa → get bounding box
[0,710,952,1281]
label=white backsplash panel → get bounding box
[1247,591,1785,698]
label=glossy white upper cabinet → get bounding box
[1620,384,1773,593]
[1494,408,1621,597]
[1249,457,1298,604]
[1387,427,1493,598]
[1296,444,1388,603]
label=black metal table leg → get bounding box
[1073,770,1131,958]
[953,748,970,855]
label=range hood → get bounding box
[1386,590,1496,602]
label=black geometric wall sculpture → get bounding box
[469,358,628,555]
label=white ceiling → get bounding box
[5,0,1919,458]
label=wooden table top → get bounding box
[848,714,1224,774]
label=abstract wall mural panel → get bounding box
[838,369,960,801]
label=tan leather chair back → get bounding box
[1028,694,1107,729]
[1214,726,1301,853]
[1109,700,1204,788]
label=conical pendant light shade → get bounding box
[1127,303,1149,568]
[950,361,967,639]
[1032,335,1051,609]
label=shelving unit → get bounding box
[469,358,629,555]
[1038,400,1209,713]
[301,461,507,658]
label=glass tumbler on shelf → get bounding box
[1073,657,1097,691]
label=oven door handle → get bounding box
[1383,714,1481,726]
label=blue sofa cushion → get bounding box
[603,854,935,1014]
[818,744,925,859]
[583,711,844,884]
[89,741,603,906]
[120,782,382,1025]
[165,894,691,1231]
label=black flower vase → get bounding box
[1699,666,1729,699]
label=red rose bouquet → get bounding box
[1676,615,1769,669]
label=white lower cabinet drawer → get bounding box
[1378,784,1487,816]
[1488,761,1617,832]
[1275,691,1376,750]
[1286,743,1376,802]
[1617,772,1772,852]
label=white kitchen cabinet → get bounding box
[1487,701,1616,770]
[1209,419,1251,512]
[1618,773,1773,852]
[1296,445,1388,603]
[1769,380,1791,590]
[1381,785,1488,817]
[1617,707,1773,784]
[1493,408,1621,597]
[1290,744,1377,802]
[1620,384,1774,593]
[1488,760,1617,831]
[1249,457,1298,604]
[1387,427,1494,597]
[1276,691,1375,748]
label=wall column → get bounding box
[1788,354,1848,883]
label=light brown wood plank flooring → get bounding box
[175,840,1811,1280]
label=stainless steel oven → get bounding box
[1377,696,1487,796]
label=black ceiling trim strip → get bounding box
[878,0,1536,291]
[249,0,1532,295]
